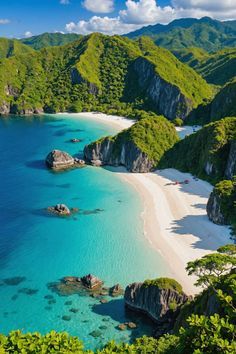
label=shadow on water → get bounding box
[25,160,46,170]
[92,299,155,341]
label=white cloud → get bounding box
[172,0,236,20]
[65,0,236,35]
[83,0,114,14]
[60,0,70,4]
[24,31,33,38]
[66,16,137,35]
[0,19,10,24]
[120,0,174,25]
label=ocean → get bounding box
[0,114,167,350]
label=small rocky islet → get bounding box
[45,149,85,171]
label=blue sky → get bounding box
[0,0,235,38]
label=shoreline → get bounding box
[57,112,135,130]
[118,169,232,295]
[63,112,232,295]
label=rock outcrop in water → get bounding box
[47,204,72,216]
[46,150,85,170]
[84,137,154,173]
[124,278,190,335]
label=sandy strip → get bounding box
[60,113,231,294]
[58,112,135,130]
[116,168,232,295]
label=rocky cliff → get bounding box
[134,57,193,120]
[206,191,227,225]
[124,278,190,336]
[84,136,154,173]
[84,114,179,173]
[225,140,236,179]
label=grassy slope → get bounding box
[126,18,236,52]
[92,114,179,166]
[160,117,236,184]
[187,79,236,125]
[137,37,212,107]
[0,33,212,115]
[20,32,81,50]
[174,47,236,86]
[0,38,34,58]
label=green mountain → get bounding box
[174,47,236,86]
[20,32,82,50]
[0,38,34,59]
[0,33,212,119]
[126,17,236,52]
[84,112,179,172]
[160,117,236,184]
[188,79,236,125]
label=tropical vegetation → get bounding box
[126,17,236,52]
[0,33,212,116]
[0,245,235,353]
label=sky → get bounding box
[0,0,236,38]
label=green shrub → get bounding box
[143,277,183,293]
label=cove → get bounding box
[0,114,167,349]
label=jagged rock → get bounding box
[48,274,103,296]
[117,324,127,331]
[124,280,189,324]
[126,322,137,329]
[225,140,236,179]
[110,284,124,297]
[0,101,10,115]
[74,158,85,166]
[84,138,154,173]
[204,161,214,176]
[46,150,75,170]
[207,191,227,225]
[81,274,103,289]
[47,204,71,216]
[133,57,193,120]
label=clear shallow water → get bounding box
[0,114,167,350]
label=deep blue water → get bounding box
[0,114,167,349]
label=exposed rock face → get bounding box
[225,140,236,179]
[207,191,227,225]
[133,57,193,120]
[124,282,189,323]
[46,150,85,170]
[46,150,75,170]
[0,101,10,115]
[84,137,154,173]
[47,204,71,216]
[70,67,99,95]
[80,274,103,289]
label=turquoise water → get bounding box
[0,114,167,349]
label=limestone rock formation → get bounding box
[207,191,227,225]
[133,57,193,120]
[46,150,85,170]
[84,137,154,173]
[225,140,236,179]
[124,280,189,324]
[47,204,71,216]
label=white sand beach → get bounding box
[118,169,232,295]
[71,113,232,294]
[60,112,135,130]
